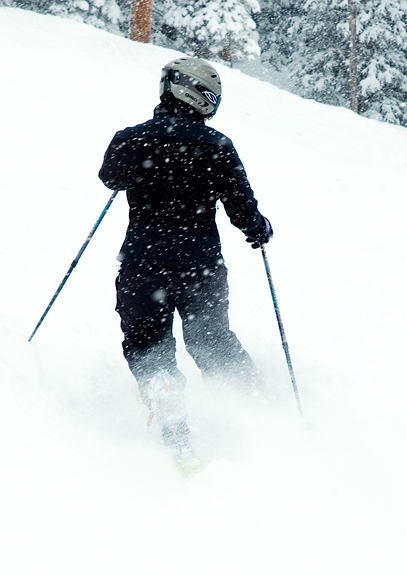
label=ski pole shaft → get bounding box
[28,189,119,342]
[261,245,303,416]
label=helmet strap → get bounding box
[162,68,173,94]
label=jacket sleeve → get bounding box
[98,132,127,191]
[219,140,265,236]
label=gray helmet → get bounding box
[159,57,222,118]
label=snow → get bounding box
[1,7,407,575]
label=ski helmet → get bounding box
[159,57,222,118]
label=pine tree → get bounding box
[150,0,178,48]
[254,0,298,72]
[285,0,350,107]
[161,0,261,63]
[264,0,407,126]
[4,0,125,35]
[49,0,124,34]
[357,0,407,125]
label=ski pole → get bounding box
[28,189,119,342]
[261,244,303,416]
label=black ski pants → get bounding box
[116,264,259,407]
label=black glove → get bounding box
[246,217,273,249]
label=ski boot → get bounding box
[148,369,203,477]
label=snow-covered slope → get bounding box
[1,8,407,575]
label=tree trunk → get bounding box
[221,36,233,67]
[348,0,358,113]
[130,0,152,43]
[221,45,232,63]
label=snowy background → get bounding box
[1,7,407,575]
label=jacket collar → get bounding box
[153,100,205,123]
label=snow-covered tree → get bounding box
[268,0,407,126]
[49,0,124,34]
[357,0,407,125]
[285,0,350,107]
[161,0,261,63]
[254,0,298,72]
[5,0,125,34]
[150,0,176,46]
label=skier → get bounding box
[99,57,272,460]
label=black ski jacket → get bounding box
[99,101,265,267]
